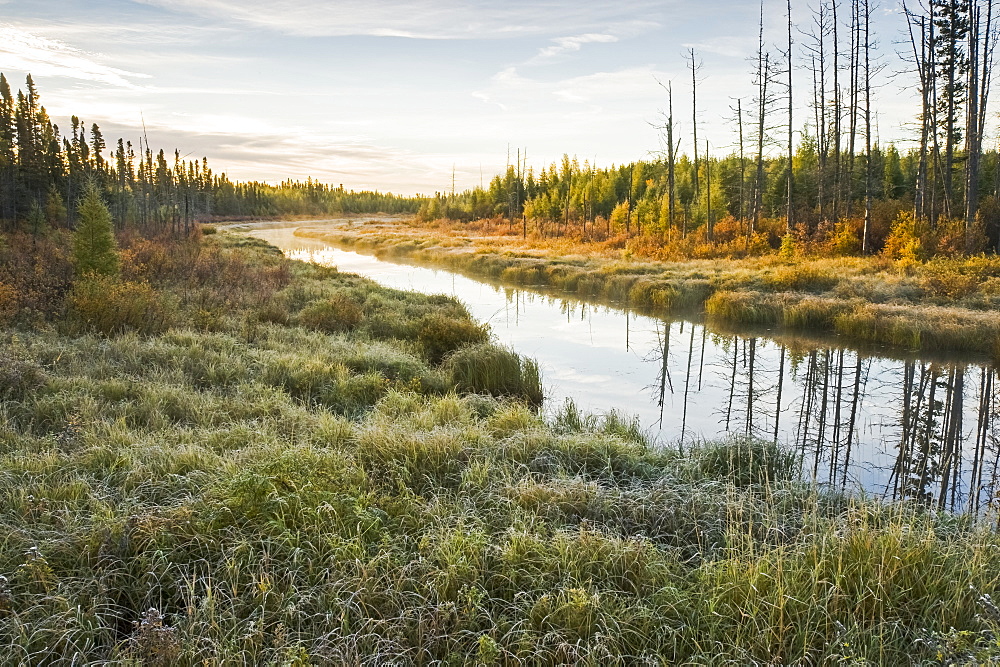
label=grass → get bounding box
[1,227,1000,663]
[296,218,1000,359]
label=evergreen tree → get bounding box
[72,184,119,277]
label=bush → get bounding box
[296,294,364,333]
[416,312,489,364]
[920,259,983,299]
[66,275,172,335]
[0,349,45,400]
[705,290,780,326]
[882,212,928,267]
[0,282,16,325]
[763,265,839,292]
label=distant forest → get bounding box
[422,0,1000,257]
[0,73,418,235]
[4,0,1000,257]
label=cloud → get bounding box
[133,0,667,40]
[530,33,618,63]
[474,65,666,112]
[681,36,754,59]
[0,24,148,87]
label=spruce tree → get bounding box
[72,184,119,276]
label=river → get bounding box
[242,220,1000,514]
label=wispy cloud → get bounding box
[133,0,667,39]
[36,105,449,193]
[530,33,619,63]
[0,24,148,87]
[474,65,666,112]
[681,36,753,59]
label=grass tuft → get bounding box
[444,343,543,406]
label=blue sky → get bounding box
[1,0,921,194]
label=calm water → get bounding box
[245,222,1000,514]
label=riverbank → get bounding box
[296,218,1000,359]
[2,228,1000,662]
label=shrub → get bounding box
[0,349,45,400]
[705,290,780,325]
[829,220,863,256]
[66,275,172,335]
[764,265,839,292]
[882,211,927,267]
[920,259,982,299]
[296,294,364,333]
[0,282,16,325]
[778,233,796,259]
[416,312,489,364]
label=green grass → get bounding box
[301,224,1000,359]
[1,229,999,664]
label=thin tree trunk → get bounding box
[787,0,795,233]
[862,0,873,253]
[689,49,700,204]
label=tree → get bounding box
[72,184,119,277]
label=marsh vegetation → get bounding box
[2,224,1000,663]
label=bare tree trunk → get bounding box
[689,49,700,204]
[965,0,996,249]
[753,2,769,236]
[787,0,795,234]
[862,0,873,253]
[737,98,746,222]
[847,0,860,218]
[754,54,770,236]
[832,0,843,224]
[904,7,931,222]
[706,140,713,240]
[668,83,677,237]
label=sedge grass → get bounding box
[0,229,999,663]
[301,222,1000,359]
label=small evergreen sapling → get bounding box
[72,185,119,277]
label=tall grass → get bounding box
[444,342,543,406]
[1,228,999,663]
[301,224,1000,359]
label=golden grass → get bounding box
[297,220,1000,359]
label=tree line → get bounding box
[0,73,419,235]
[421,0,1000,257]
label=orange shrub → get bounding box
[67,275,173,335]
[0,282,17,325]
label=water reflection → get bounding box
[248,226,1000,514]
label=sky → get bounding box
[0,0,927,195]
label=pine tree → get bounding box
[72,184,119,276]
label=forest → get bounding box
[419,0,1000,259]
[0,73,418,236]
